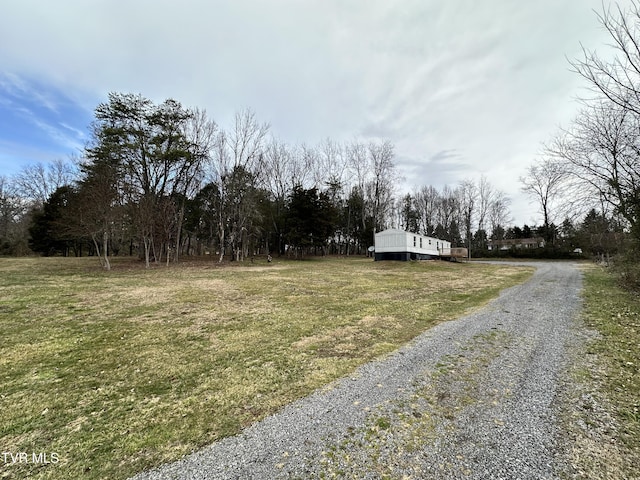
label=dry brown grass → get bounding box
[560,264,640,479]
[0,256,532,479]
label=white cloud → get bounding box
[0,0,633,224]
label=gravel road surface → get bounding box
[132,261,583,479]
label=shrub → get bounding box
[613,241,640,294]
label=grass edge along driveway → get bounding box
[561,263,640,479]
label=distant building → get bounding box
[487,237,545,251]
[373,229,453,261]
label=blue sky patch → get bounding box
[0,74,94,176]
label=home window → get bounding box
[420,238,423,248]
[413,236,416,247]
[429,239,432,245]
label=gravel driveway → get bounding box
[132,261,583,479]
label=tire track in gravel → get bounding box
[132,261,582,480]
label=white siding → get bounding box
[374,230,409,251]
[374,229,451,257]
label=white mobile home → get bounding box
[374,229,451,261]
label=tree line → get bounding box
[1,92,517,267]
[6,2,638,268]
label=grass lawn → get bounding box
[568,264,640,478]
[0,256,532,480]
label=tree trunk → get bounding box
[174,206,184,262]
[143,236,151,268]
[91,235,104,269]
[218,227,225,263]
[103,230,111,270]
[152,238,160,264]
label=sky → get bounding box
[0,0,631,226]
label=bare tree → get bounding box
[0,175,30,253]
[476,175,493,234]
[13,159,76,206]
[520,158,571,240]
[300,143,321,188]
[263,138,291,202]
[567,1,640,240]
[207,109,269,262]
[316,138,347,190]
[548,99,639,236]
[346,140,369,191]
[414,185,439,236]
[346,140,370,242]
[570,1,640,116]
[488,190,512,237]
[458,179,478,257]
[262,139,316,254]
[289,144,315,189]
[230,108,270,175]
[367,139,397,232]
[173,107,217,261]
[209,130,231,263]
[0,175,16,240]
[473,175,512,242]
[435,185,460,242]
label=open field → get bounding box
[0,256,533,479]
[564,264,640,478]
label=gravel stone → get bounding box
[131,261,583,480]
